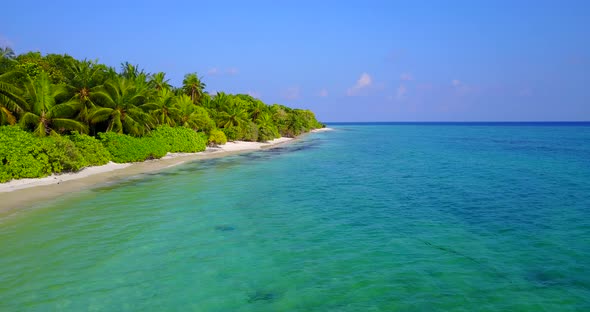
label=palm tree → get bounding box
[120,62,143,81]
[65,59,105,124]
[217,98,249,129]
[0,47,16,60]
[175,94,214,131]
[0,70,28,125]
[149,72,171,91]
[89,77,153,135]
[210,91,230,110]
[0,47,17,74]
[256,112,279,141]
[19,72,87,136]
[182,73,206,103]
[249,100,266,121]
[142,88,178,127]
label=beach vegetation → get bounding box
[0,48,324,182]
[67,131,112,167]
[149,125,206,153]
[208,129,227,146]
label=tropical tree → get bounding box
[256,112,279,141]
[143,88,178,126]
[19,72,87,136]
[182,73,206,103]
[149,72,171,91]
[89,77,152,135]
[120,62,143,81]
[65,59,106,123]
[217,98,249,129]
[0,47,16,60]
[249,99,266,121]
[210,91,230,110]
[0,71,26,125]
[175,94,215,131]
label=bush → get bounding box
[191,106,216,133]
[67,132,112,166]
[222,127,238,141]
[0,126,51,182]
[149,125,206,153]
[98,132,167,163]
[239,121,259,142]
[258,125,279,142]
[41,135,87,173]
[208,129,227,146]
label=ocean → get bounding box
[1,123,589,311]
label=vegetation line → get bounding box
[0,48,324,183]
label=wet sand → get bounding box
[0,137,295,214]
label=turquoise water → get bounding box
[1,123,590,311]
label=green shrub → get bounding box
[139,136,168,159]
[222,127,238,141]
[149,125,206,153]
[208,129,227,146]
[191,106,216,133]
[67,132,112,166]
[98,132,167,163]
[0,126,51,182]
[41,135,87,173]
[239,121,259,142]
[258,125,279,142]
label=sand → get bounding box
[310,127,334,133]
[0,137,295,213]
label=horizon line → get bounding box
[323,121,590,123]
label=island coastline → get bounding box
[0,128,333,214]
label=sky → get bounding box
[1,0,589,122]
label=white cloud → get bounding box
[451,79,477,96]
[347,73,373,96]
[318,88,328,97]
[400,73,413,81]
[282,86,301,100]
[247,90,261,98]
[207,67,219,75]
[206,67,239,76]
[0,34,13,48]
[396,84,407,100]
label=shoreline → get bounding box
[0,129,333,214]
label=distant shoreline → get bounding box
[324,121,590,126]
[0,128,333,215]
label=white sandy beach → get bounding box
[0,137,295,193]
[310,127,333,133]
[0,130,334,213]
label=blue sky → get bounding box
[1,0,589,121]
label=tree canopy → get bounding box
[0,48,324,142]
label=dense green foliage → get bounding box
[67,132,112,166]
[98,132,167,163]
[41,134,87,173]
[0,48,324,182]
[208,129,228,146]
[149,125,206,153]
[0,126,51,182]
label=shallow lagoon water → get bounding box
[1,123,589,311]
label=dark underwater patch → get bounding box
[92,177,151,192]
[247,291,278,303]
[524,269,586,288]
[214,225,235,232]
[144,171,181,177]
[417,238,513,284]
